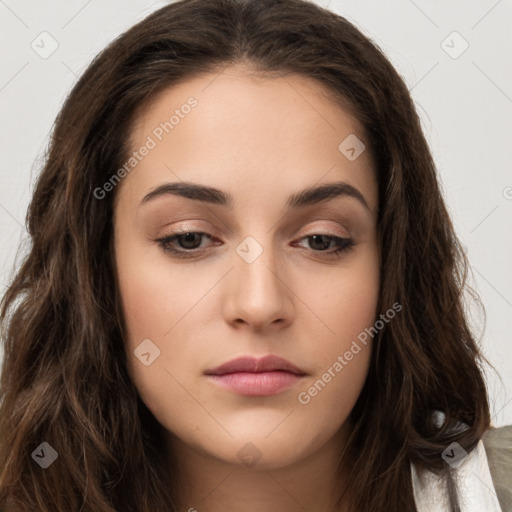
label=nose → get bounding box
[222,239,293,332]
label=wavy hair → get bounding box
[0,0,496,510]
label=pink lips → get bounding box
[204,355,307,397]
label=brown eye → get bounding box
[295,234,355,257]
[155,231,355,260]
[156,232,215,257]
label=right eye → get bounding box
[156,231,217,257]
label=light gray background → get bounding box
[1,0,511,426]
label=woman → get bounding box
[0,0,510,510]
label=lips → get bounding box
[204,355,307,397]
[204,355,306,376]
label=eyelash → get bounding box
[155,231,355,259]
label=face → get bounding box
[113,64,380,470]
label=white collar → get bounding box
[411,440,503,511]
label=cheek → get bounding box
[117,268,195,427]
[292,280,377,446]
[293,248,379,412]
[114,238,186,407]
[295,347,371,441]
[115,234,208,348]
[295,245,380,350]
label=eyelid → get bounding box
[159,218,351,237]
[300,226,349,238]
[155,215,354,245]
[298,220,352,240]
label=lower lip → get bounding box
[207,371,303,396]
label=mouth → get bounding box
[204,355,307,397]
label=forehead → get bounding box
[130,64,367,148]
[115,64,377,214]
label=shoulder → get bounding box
[411,428,510,511]
[482,425,512,512]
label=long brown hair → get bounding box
[0,0,495,510]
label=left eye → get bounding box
[294,234,354,254]
[156,231,354,258]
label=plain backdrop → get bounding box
[0,0,511,426]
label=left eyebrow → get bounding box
[286,180,370,211]
[139,180,371,212]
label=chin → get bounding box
[204,430,326,470]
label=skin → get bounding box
[113,63,380,512]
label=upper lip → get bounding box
[204,355,307,376]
